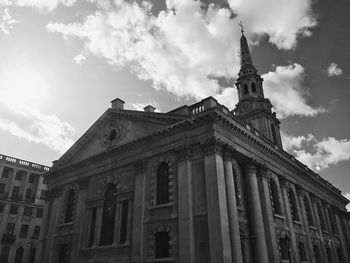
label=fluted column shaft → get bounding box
[245,161,269,263]
[223,150,242,263]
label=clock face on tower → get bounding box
[240,101,252,112]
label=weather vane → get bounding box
[238,21,244,34]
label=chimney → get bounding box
[111,98,125,110]
[143,105,156,112]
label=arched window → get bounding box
[314,245,321,263]
[156,162,170,205]
[326,247,333,263]
[155,231,169,258]
[100,183,117,246]
[243,84,249,95]
[64,189,75,223]
[0,246,10,263]
[251,82,257,93]
[328,207,338,233]
[288,188,300,221]
[304,196,314,226]
[269,178,282,215]
[316,203,326,230]
[337,246,344,263]
[14,247,24,263]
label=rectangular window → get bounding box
[0,203,4,213]
[88,207,97,247]
[33,226,40,240]
[40,190,47,200]
[119,200,129,244]
[0,183,5,193]
[20,224,29,239]
[6,222,15,234]
[11,186,20,200]
[155,231,170,258]
[10,205,18,214]
[36,208,43,218]
[58,244,68,263]
[25,188,32,200]
[28,174,34,183]
[24,207,33,216]
[15,171,24,181]
[1,167,11,178]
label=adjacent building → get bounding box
[0,154,49,263]
[41,32,350,263]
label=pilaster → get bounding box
[203,139,232,263]
[257,166,279,263]
[335,212,350,262]
[245,159,269,263]
[131,160,146,263]
[223,147,242,263]
[177,146,195,263]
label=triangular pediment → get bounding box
[55,109,186,167]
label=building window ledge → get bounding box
[82,243,130,250]
[149,202,173,210]
[147,257,175,263]
[274,214,285,220]
[293,220,303,225]
[58,222,73,228]
[309,226,317,231]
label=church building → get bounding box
[41,31,350,263]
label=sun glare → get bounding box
[0,68,49,109]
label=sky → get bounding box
[0,0,350,202]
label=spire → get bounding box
[238,21,253,66]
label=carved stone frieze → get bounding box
[203,138,224,156]
[99,120,127,148]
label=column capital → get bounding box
[258,165,271,180]
[309,193,319,203]
[295,185,305,197]
[223,145,235,161]
[176,146,193,162]
[203,138,224,156]
[278,174,289,188]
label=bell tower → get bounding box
[234,23,283,148]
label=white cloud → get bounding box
[343,193,350,211]
[282,132,350,172]
[0,69,75,153]
[46,0,320,118]
[14,0,77,11]
[73,53,86,65]
[0,8,18,34]
[263,64,325,119]
[327,63,343,77]
[228,0,317,49]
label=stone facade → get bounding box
[0,154,49,263]
[41,33,350,263]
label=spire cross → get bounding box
[238,21,244,34]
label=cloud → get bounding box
[14,0,77,11]
[262,64,325,118]
[0,69,75,153]
[228,0,317,49]
[327,63,343,77]
[282,132,350,172]
[73,53,86,65]
[0,8,18,34]
[343,193,350,211]
[46,0,320,118]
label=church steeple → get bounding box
[234,23,283,149]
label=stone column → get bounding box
[258,167,279,263]
[296,185,315,263]
[323,202,338,263]
[131,161,146,263]
[335,212,350,262]
[177,146,195,263]
[223,148,242,263]
[310,195,327,263]
[340,212,350,255]
[113,202,122,245]
[204,139,232,263]
[245,160,269,263]
[278,175,298,263]
[71,178,89,262]
[42,186,63,263]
